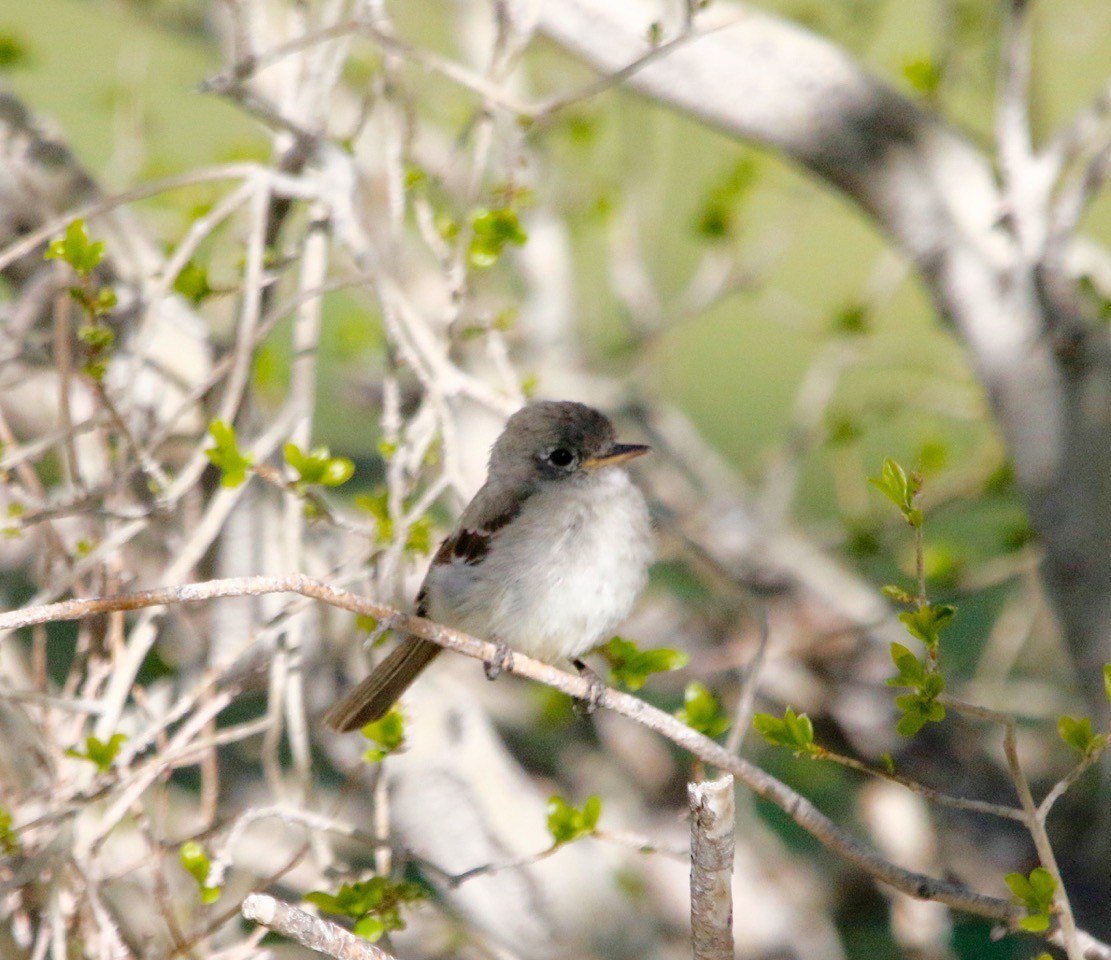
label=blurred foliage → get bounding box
[5,1,1111,956]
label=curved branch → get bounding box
[3,573,1110,957]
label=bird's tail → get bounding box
[324,639,442,732]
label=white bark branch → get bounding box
[689,776,735,960]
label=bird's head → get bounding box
[488,401,650,487]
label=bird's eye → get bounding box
[547,448,575,468]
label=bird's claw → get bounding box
[572,658,606,715]
[484,641,514,681]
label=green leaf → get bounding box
[321,457,355,486]
[353,915,386,941]
[920,672,945,699]
[180,840,221,904]
[832,302,870,335]
[1057,715,1104,755]
[1006,867,1055,932]
[356,490,393,542]
[306,876,426,939]
[304,891,343,914]
[868,457,923,526]
[65,733,126,773]
[205,420,254,487]
[283,442,354,488]
[675,682,731,739]
[0,806,20,856]
[753,707,816,756]
[693,158,758,242]
[603,636,689,691]
[1019,913,1051,933]
[893,692,946,737]
[361,708,406,763]
[93,287,118,315]
[899,603,957,650]
[1004,872,1032,901]
[887,641,926,688]
[1104,663,1111,704]
[173,261,214,304]
[78,324,115,351]
[881,584,917,606]
[45,219,105,277]
[0,32,33,70]
[405,516,433,555]
[468,207,528,268]
[1028,867,1056,902]
[903,56,942,95]
[546,794,603,845]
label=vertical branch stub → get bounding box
[689,774,736,960]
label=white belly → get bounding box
[424,470,653,662]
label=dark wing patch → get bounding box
[452,528,494,564]
[436,500,522,566]
[416,497,524,617]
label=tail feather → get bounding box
[324,640,442,732]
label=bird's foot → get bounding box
[572,658,607,715]
[484,641,514,681]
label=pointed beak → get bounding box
[582,443,651,470]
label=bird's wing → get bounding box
[416,483,528,615]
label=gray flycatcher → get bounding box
[324,400,654,731]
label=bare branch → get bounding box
[1,573,1104,950]
[689,776,735,960]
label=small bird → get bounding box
[325,400,654,732]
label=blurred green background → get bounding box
[6,0,1110,675]
[4,3,1110,957]
[5,0,1110,495]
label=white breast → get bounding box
[424,469,654,662]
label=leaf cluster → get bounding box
[45,219,105,277]
[1057,715,1106,756]
[603,636,688,691]
[546,794,601,845]
[468,207,528,268]
[283,442,354,492]
[65,733,126,773]
[305,877,427,942]
[1005,867,1056,932]
[46,220,119,379]
[899,602,956,652]
[887,642,946,736]
[752,707,816,756]
[869,457,922,527]
[205,421,254,487]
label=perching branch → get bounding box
[3,574,1110,957]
